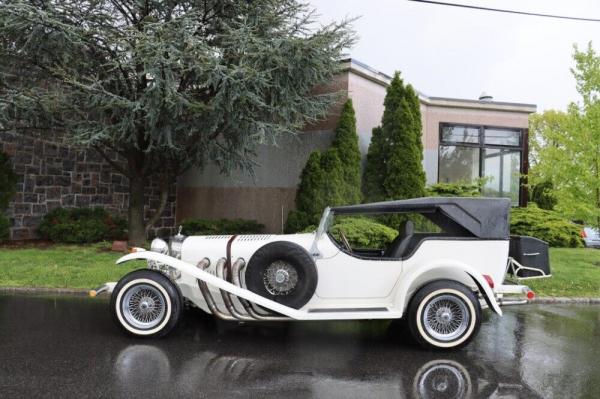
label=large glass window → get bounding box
[438,124,523,205]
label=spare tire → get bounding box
[245,241,318,309]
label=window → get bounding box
[438,124,523,205]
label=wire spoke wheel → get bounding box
[422,295,470,342]
[263,260,299,296]
[121,284,166,330]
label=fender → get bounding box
[116,252,304,319]
[394,260,502,316]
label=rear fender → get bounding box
[395,260,502,316]
[116,252,303,319]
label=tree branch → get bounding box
[92,145,128,176]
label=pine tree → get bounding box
[363,72,426,202]
[0,0,355,244]
[285,99,362,232]
[332,99,362,204]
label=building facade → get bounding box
[177,59,536,233]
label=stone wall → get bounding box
[0,131,176,240]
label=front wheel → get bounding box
[110,269,183,338]
[408,280,482,350]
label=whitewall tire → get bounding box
[408,280,482,350]
[110,269,183,338]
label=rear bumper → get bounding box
[494,283,535,306]
[89,282,116,297]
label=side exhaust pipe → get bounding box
[196,257,288,321]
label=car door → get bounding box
[313,233,402,299]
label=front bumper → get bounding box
[89,282,116,297]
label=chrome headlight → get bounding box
[169,226,186,260]
[150,238,169,254]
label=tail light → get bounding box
[526,290,535,300]
[483,274,494,289]
[581,230,587,238]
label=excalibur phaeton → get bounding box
[92,197,550,349]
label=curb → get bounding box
[1,286,600,303]
[533,297,600,304]
[0,287,90,296]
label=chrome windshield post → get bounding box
[309,207,333,258]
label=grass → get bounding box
[526,247,600,297]
[0,245,599,297]
[0,242,141,289]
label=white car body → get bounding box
[109,197,538,322]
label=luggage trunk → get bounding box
[508,236,551,278]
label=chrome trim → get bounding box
[196,258,236,321]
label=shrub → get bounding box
[510,205,583,248]
[181,218,264,235]
[0,214,9,240]
[329,217,398,249]
[427,181,482,197]
[38,208,127,243]
[530,180,557,210]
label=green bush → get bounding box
[329,217,398,249]
[510,205,583,248]
[181,218,264,235]
[38,208,127,243]
[427,180,482,197]
[530,180,557,210]
[0,214,9,240]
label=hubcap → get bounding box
[422,294,470,342]
[121,284,166,330]
[264,261,298,295]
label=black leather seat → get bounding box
[384,221,414,258]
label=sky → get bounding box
[308,0,600,111]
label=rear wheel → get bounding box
[110,269,183,338]
[408,280,481,350]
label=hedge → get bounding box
[181,218,264,236]
[307,217,398,249]
[38,208,127,243]
[510,205,583,248]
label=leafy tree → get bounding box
[0,0,354,244]
[529,43,600,226]
[363,72,425,203]
[285,99,361,232]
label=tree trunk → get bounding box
[128,175,147,246]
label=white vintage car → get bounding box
[93,197,550,349]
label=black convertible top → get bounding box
[331,197,510,240]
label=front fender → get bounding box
[116,252,304,319]
[395,260,502,316]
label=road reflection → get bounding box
[111,312,545,398]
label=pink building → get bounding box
[177,59,536,232]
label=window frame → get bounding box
[437,123,526,206]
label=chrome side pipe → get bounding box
[195,257,288,321]
[232,259,288,321]
[216,258,255,321]
[196,258,236,321]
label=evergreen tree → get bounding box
[332,99,361,204]
[0,0,354,244]
[363,72,426,202]
[285,99,361,232]
[362,126,386,202]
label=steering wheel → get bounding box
[339,231,352,253]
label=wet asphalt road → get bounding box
[0,295,599,399]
